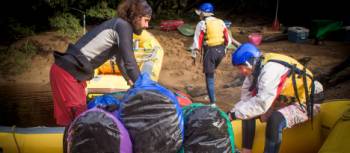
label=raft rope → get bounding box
[134,47,159,62]
[11,125,21,153]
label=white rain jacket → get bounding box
[231,62,290,119]
[191,17,232,57]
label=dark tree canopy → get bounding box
[0,0,348,42]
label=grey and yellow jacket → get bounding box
[54,18,140,82]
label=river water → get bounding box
[0,83,236,127]
[0,84,56,127]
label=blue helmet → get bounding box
[231,43,261,66]
[198,3,214,13]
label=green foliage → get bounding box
[0,40,39,75]
[49,13,83,39]
[47,0,119,14]
[10,25,36,40]
[158,10,181,20]
[6,19,36,40]
[86,1,116,23]
[47,0,69,9]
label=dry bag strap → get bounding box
[268,60,309,110]
[309,78,315,120]
[291,64,305,110]
[268,59,313,78]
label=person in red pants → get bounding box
[50,0,152,126]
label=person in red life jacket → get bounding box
[49,0,152,126]
[191,3,234,106]
[227,43,324,153]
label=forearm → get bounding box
[116,21,141,82]
[234,96,274,119]
[232,38,241,47]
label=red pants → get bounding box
[50,64,87,126]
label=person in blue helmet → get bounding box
[227,43,324,153]
[191,2,239,106]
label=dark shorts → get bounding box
[203,45,226,73]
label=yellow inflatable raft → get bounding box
[0,99,349,153]
[0,126,64,153]
[86,30,164,95]
[232,99,350,153]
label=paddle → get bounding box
[272,0,280,31]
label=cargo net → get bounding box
[134,47,160,62]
